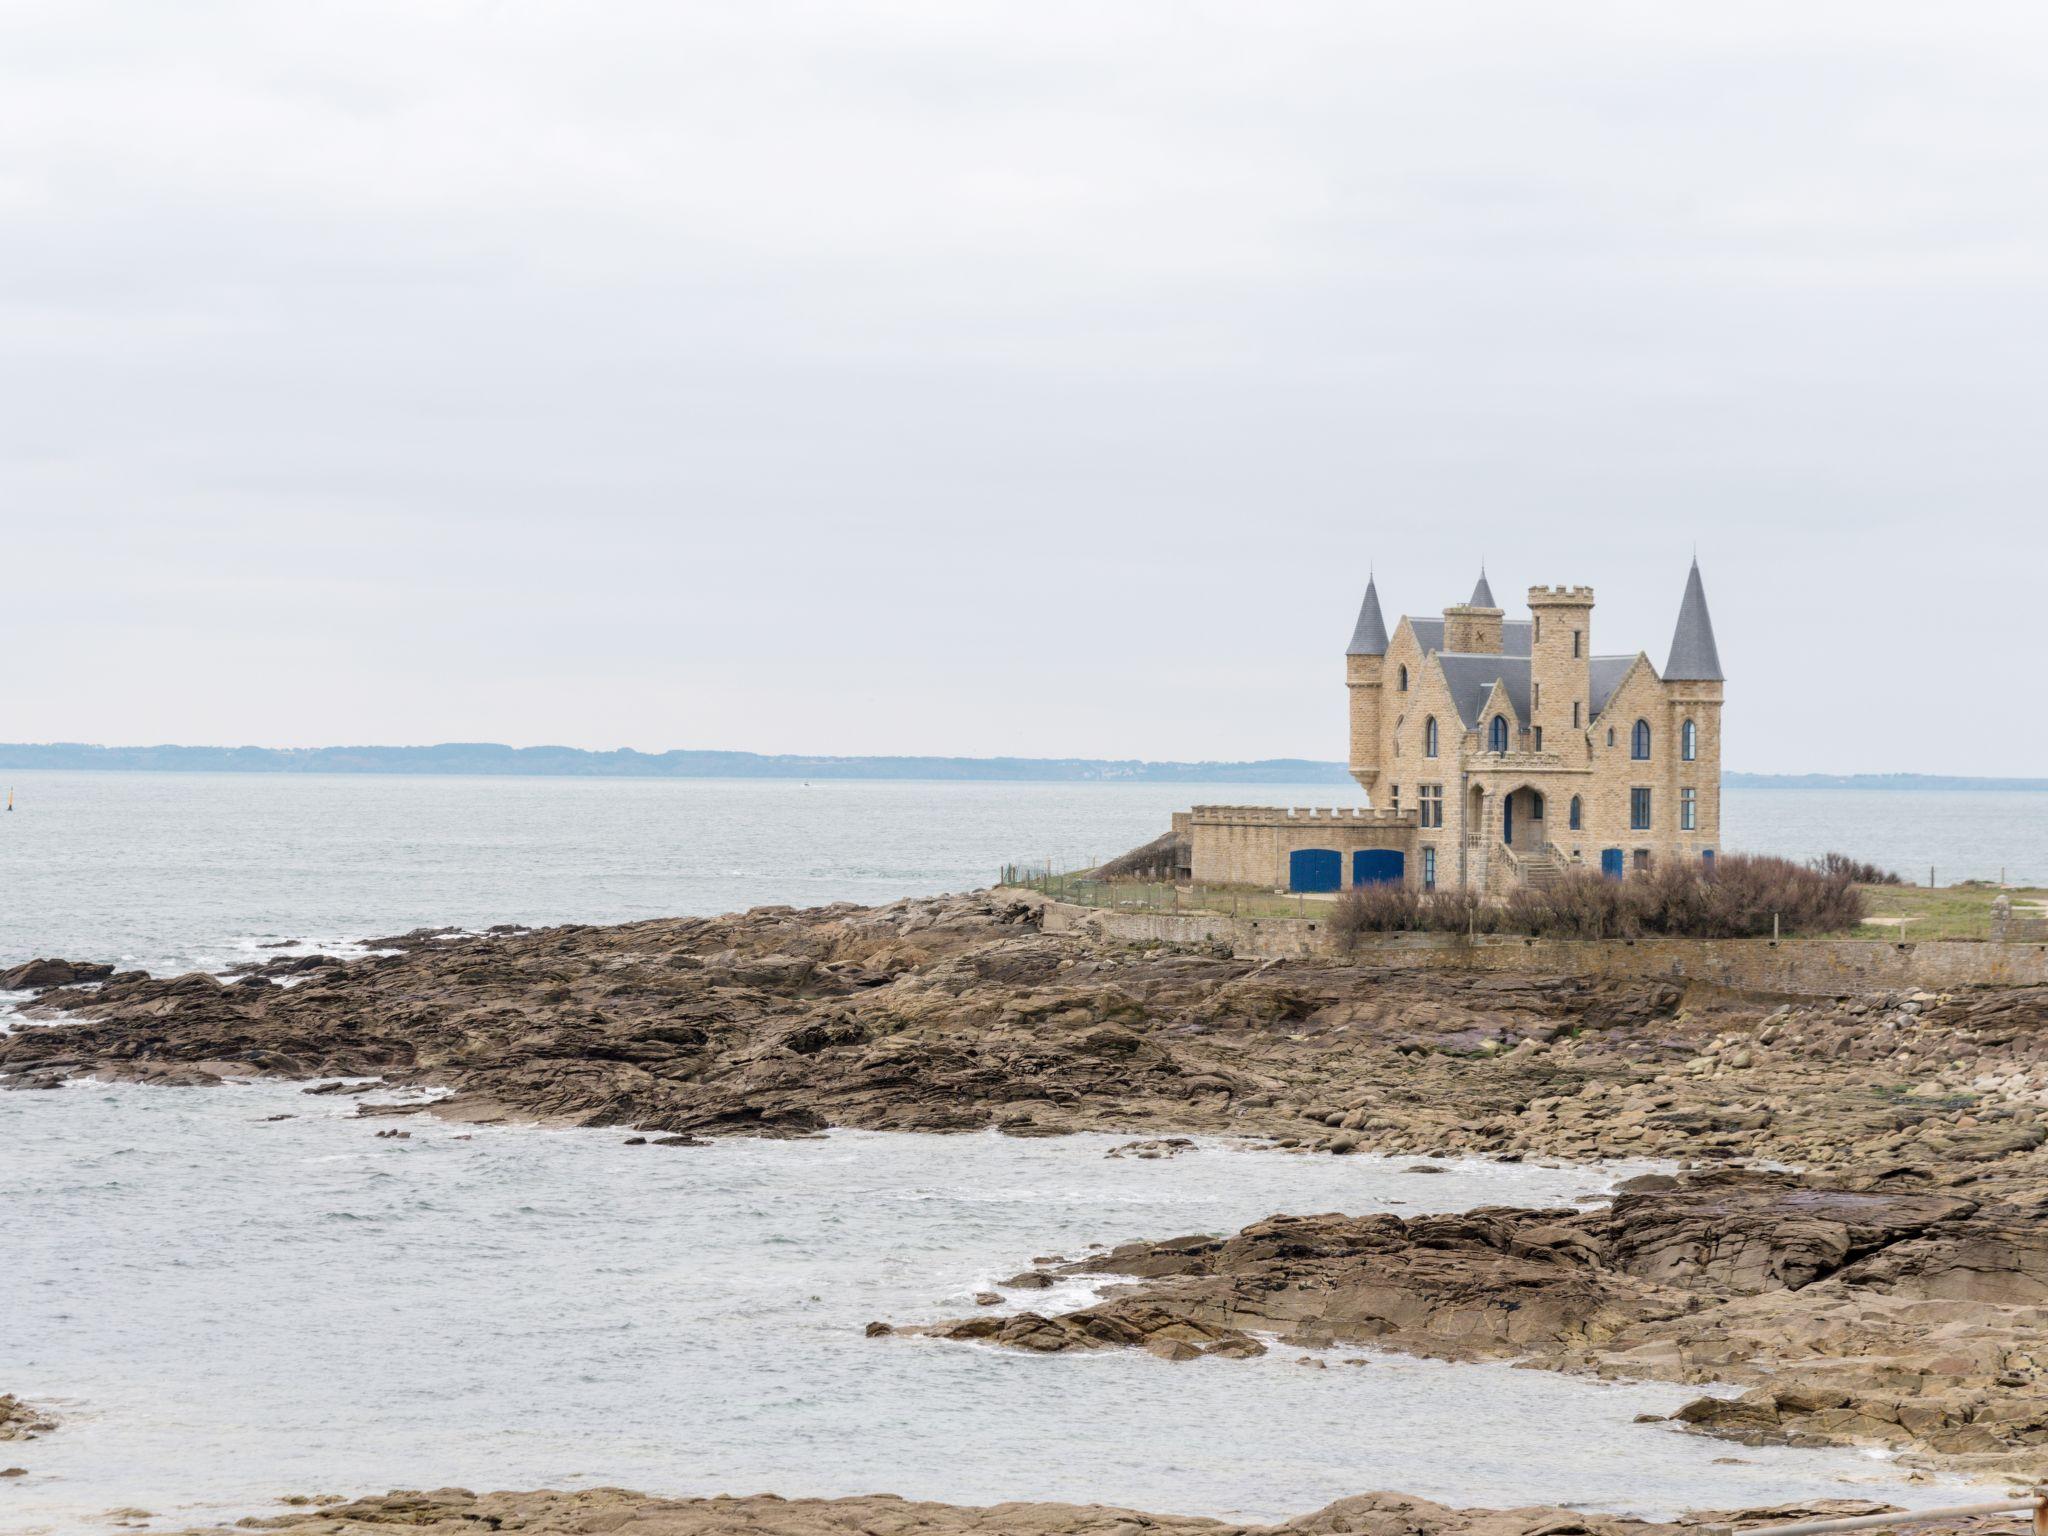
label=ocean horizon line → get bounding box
[0,742,2043,791]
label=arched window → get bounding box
[1568,795,1583,830]
[1682,718,1697,761]
[1632,719,1651,760]
[1398,664,1409,692]
[1606,727,1616,748]
[1530,792,1544,821]
[1489,715,1509,753]
[1423,716,1438,758]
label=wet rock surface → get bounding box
[0,1394,57,1442]
[0,957,114,990]
[160,1488,2035,1536]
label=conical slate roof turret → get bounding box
[1346,574,1389,656]
[1469,568,1497,607]
[1664,559,1724,681]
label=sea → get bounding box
[0,771,2029,1534]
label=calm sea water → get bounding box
[0,1083,1964,1535]
[0,772,2040,974]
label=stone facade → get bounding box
[1174,805,1414,889]
[1187,562,1727,896]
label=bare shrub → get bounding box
[1335,854,1864,943]
[1331,884,1422,945]
[1811,851,1903,886]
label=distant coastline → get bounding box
[0,742,2043,790]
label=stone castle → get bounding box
[1177,563,1724,896]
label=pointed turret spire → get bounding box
[1664,559,1724,680]
[1469,567,1497,608]
[1346,573,1389,656]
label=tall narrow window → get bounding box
[1573,702,1582,728]
[1630,787,1652,830]
[1533,727,1544,752]
[1422,845,1437,892]
[1607,726,1616,747]
[1681,787,1697,831]
[1424,717,1438,758]
[1568,795,1582,830]
[1399,665,1409,692]
[1390,784,1400,811]
[1489,715,1509,753]
[1572,631,1582,658]
[1682,719,1697,761]
[1632,719,1651,760]
[1530,792,1544,821]
[1533,682,1541,708]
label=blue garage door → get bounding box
[1352,849,1406,887]
[1600,848,1625,881]
[1289,849,1342,892]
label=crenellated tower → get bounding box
[1527,585,1594,753]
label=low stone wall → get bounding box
[1015,890,2048,996]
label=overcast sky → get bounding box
[4,2,2043,774]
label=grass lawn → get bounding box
[1856,882,2048,941]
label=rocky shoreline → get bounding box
[888,1167,2045,1476]
[154,1488,2043,1536]
[4,888,2046,1509]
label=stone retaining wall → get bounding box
[1013,890,2048,996]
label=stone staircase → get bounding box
[1515,846,1569,892]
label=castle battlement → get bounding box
[1466,751,1567,772]
[1189,804,1416,826]
[1527,585,1595,603]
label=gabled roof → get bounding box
[1665,560,1724,681]
[1407,617,1532,657]
[1469,569,1497,607]
[1588,654,1641,720]
[1346,576,1389,656]
[1438,653,1530,730]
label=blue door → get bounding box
[1352,849,1406,887]
[1289,849,1341,892]
[1502,795,1513,846]
[1600,848,1624,881]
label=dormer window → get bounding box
[1489,715,1509,753]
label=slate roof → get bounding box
[1469,570,1497,607]
[1664,560,1725,681]
[1346,576,1389,656]
[1407,617,1532,657]
[1588,655,1639,720]
[1438,653,1530,729]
